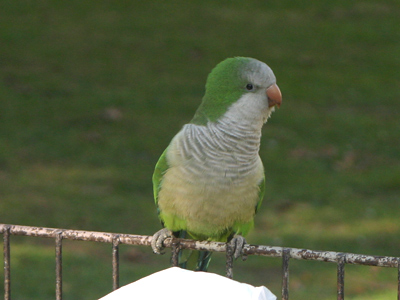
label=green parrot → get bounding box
[151,57,282,271]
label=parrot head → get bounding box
[191,57,282,126]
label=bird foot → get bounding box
[151,228,172,255]
[226,235,247,278]
[228,235,247,260]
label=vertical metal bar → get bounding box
[3,226,11,300]
[226,242,234,279]
[282,248,290,300]
[171,239,180,268]
[55,231,63,300]
[112,235,120,291]
[397,258,400,300]
[337,254,345,300]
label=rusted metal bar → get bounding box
[0,224,152,246]
[226,242,234,279]
[281,248,290,300]
[112,235,120,291]
[245,245,400,268]
[1,224,399,269]
[55,231,63,300]
[3,225,11,300]
[171,238,180,268]
[337,253,345,300]
[398,257,400,300]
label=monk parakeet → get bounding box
[151,57,282,271]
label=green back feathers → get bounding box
[191,57,254,125]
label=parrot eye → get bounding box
[245,83,254,91]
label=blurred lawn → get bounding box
[1,1,399,299]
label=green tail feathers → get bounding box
[178,249,212,271]
[175,231,212,271]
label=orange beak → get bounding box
[266,84,282,108]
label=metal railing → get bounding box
[1,224,399,300]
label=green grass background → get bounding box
[1,1,399,299]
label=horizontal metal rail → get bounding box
[2,224,400,300]
[1,224,398,267]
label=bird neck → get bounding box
[183,117,262,161]
[212,116,263,154]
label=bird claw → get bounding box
[151,228,172,255]
[226,235,247,278]
[228,235,247,260]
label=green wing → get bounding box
[152,147,170,208]
[255,174,266,213]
